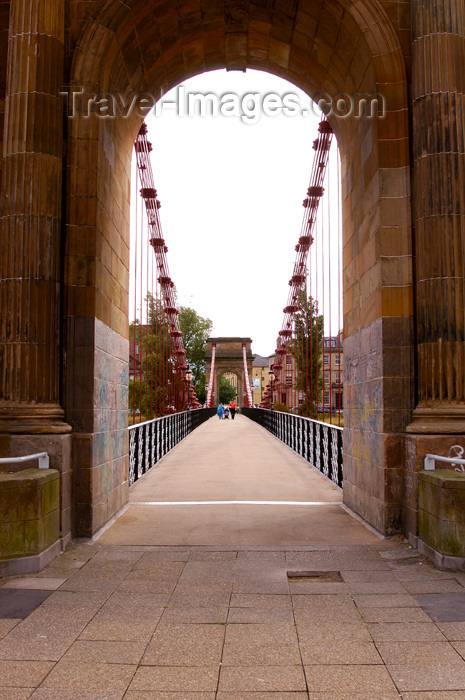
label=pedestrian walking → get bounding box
[229,400,237,420]
[217,404,224,420]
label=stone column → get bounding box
[404,0,465,540]
[408,0,465,433]
[0,0,70,434]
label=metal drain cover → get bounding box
[287,570,343,582]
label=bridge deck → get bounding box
[100,415,378,546]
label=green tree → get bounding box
[219,375,237,404]
[129,293,180,418]
[178,306,213,397]
[290,292,324,417]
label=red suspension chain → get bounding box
[260,118,333,409]
[134,123,200,411]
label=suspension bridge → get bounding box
[128,117,343,499]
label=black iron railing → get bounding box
[128,408,216,486]
[241,408,343,488]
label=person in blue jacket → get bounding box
[217,404,224,420]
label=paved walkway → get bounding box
[100,414,378,546]
[2,416,465,698]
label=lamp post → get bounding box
[186,365,193,410]
[268,368,275,411]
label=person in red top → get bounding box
[229,400,237,420]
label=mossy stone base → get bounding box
[0,469,60,561]
[418,470,465,569]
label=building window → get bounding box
[286,355,292,365]
[335,355,341,365]
[324,391,330,406]
[324,354,329,365]
[324,371,330,383]
[286,374,292,386]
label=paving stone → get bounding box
[129,666,219,692]
[387,661,465,692]
[0,690,35,699]
[437,622,465,640]
[415,593,465,622]
[78,618,157,641]
[29,691,124,699]
[0,661,54,687]
[218,665,307,692]
[403,579,465,594]
[341,570,397,582]
[224,623,298,645]
[0,620,20,638]
[358,606,431,623]
[62,640,147,664]
[300,640,382,665]
[227,606,294,623]
[376,641,463,665]
[158,606,229,624]
[40,661,137,690]
[369,621,446,642]
[296,621,372,644]
[230,594,292,608]
[288,581,350,594]
[347,581,406,594]
[402,693,465,699]
[142,624,225,665]
[222,641,301,666]
[2,579,67,591]
[306,694,401,700]
[217,694,308,700]
[353,593,420,609]
[0,590,53,619]
[125,693,215,700]
[188,550,237,561]
[57,578,121,592]
[303,664,399,694]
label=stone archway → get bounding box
[4,0,461,542]
[206,338,253,407]
[61,0,411,537]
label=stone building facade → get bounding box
[0,0,464,544]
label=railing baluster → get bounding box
[241,408,343,489]
[128,409,216,486]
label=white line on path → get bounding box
[131,501,338,506]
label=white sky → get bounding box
[134,69,340,357]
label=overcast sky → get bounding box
[135,69,339,357]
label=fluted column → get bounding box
[0,0,70,433]
[408,0,465,433]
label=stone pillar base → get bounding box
[407,406,465,435]
[0,405,72,435]
[403,433,465,543]
[0,433,73,544]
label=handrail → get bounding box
[424,453,465,471]
[0,452,49,469]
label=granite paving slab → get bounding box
[39,661,137,691]
[0,660,54,687]
[415,593,465,622]
[0,590,53,620]
[299,640,382,665]
[303,663,399,694]
[29,691,124,699]
[368,621,446,642]
[142,624,225,666]
[218,665,307,692]
[0,689,34,699]
[1,579,66,591]
[129,666,219,692]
